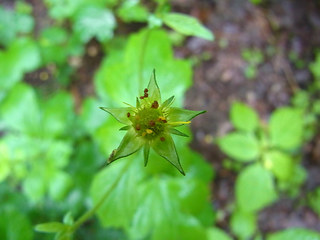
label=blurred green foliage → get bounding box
[0,0,319,239]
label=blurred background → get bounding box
[0,0,320,240]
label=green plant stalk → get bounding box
[70,161,131,232]
[138,29,152,92]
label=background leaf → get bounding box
[269,107,303,150]
[218,132,260,162]
[162,13,214,41]
[230,102,259,132]
[267,228,320,240]
[236,164,277,212]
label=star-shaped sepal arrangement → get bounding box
[100,70,205,175]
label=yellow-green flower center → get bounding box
[129,102,167,140]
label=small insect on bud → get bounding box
[135,124,141,131]
[160,137,165,142]
[149,120,155,126]
[144,93,148,98]
[144,88,148,93]
[151,101,159,109]
[140,96,144,99]
[127,112,130,117]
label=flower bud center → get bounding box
[131,107,166,140]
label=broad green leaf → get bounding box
[269,107,303,150]
[308,187,320,217]
[0,208,33,240]
[0,38,40,92]
[39,27,69,64]
[162,13,214,41]
[236,164,277,212]
[117,0,149,22]
[267,228,320,240]
[0,6,34,46]
[218,133,260,162]
[80,98,107,134]
[168,108,206,123]
[42,91,74,138]
[151,133,185,175]
[100,107,133,125]
[0,83,41,135]
[263,150,293,180]
[230,210,257,239]
[110,128,144,162]
[22,173,47,202]
[94,29,192,107]
[230,102,259,132]
[207,227,232,240]
[49,171,73,201]
[91,160,213,240]
[35,222,67,233]
[0,142,10,181]
[73,6,115,43]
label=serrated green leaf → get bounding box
[73,6,116,43]
[263,151,293,180]
[236,164,277,212]
[230,102,259,132]
[218,133,260,162]
[269,107,303,150]
[267,228,320,240]
[162,13,214,41]
[35,222,67,233]
[230,210,256,239]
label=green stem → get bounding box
[70,161,131,232]
[138,29,152,92]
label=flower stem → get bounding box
[70,161,131,233]
[138,29,152,92]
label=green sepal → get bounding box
[169,128,189,137]
[109,128,144,163]
[119,125,131,131]
[168,107,206,122]
[147,69,161,102]
[144,143,150,167]
[161,96,175,109]
[35,222,67,233]
[151,133,185,175]
[100,107,133,125]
